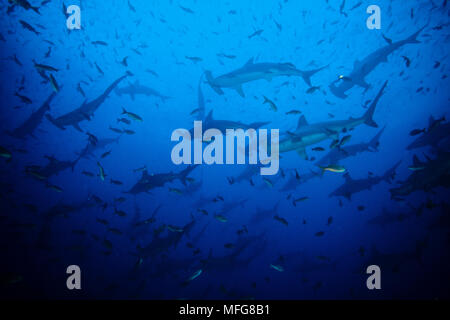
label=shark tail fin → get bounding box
[179,165,198,186]
[363,81,388,128]
[32,6,40,14]
[301,64,329,87]
[45,114,65,130]
[368,126,386,151]
[204,70,224,95]
[383,160,401,183]
[406,25,426,44]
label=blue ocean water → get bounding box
[0,0,449,300]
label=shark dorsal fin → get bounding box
[244,58,254,66]
[297,115,308,129]
[205,110,213,122]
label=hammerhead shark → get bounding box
[390,152,450,199]
[329,26,425,99]
[315,127,385,166]
[280,81,388,159]
[205,58,327,97]
[407,116,450,150]
[329,160,401,200]
[114,79,170,101]
[190,110,270,135]
[126,165,198,195]
[46,75,127,132]
[7,92,56,139]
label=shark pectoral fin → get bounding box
[73,123,84,132]
[296,148,308,160]
[353,78,370,89]
[234,85,245,97]
[210,85,224,95]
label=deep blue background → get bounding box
[0,0,449,299]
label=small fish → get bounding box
[382,34,392,44]
[409,128,425,136]
[186,269,202,282]
[46,183,63,193]
[306,86,320,94]
[81,171,94,177]
[270,264,284,272]
[179,5,194,14]
[214,214,227,222]
[49,74,59,92]
[407,166,426,171]
[169,188,183,195]
[97,162,106,181]
[19,20,40,35]
[248,29,264,39]
[263,178,273,188]
[197,209,208,216]
[133,166,147,173]
[315,231,325,237]
[263,96,278,112]
[92,40,108,46]
[117,118,131,125]
[190,108,201,115]
[285,110,302,115]
[326,216,333,226]
[433,61,441,69]
[15,92,32,104]
[319,165,346,173]
[274,215,288,226]
[339,135,351,146]
[109,126,123,134]
[124,129,135,135]
[185,56,203,63]
[293,196,309,207]
[122,108,143,122]
[110,179,123,185]
[101,150,111,159]
[401,56,411,68]
[167,225,183,233]
[0,146,12,159]
[33,61,58,72]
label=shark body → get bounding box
[329,160,401,200]
[115,80,170,101]
[280,81,388,159]
[329,27,424,99]
[205,58,327,97]
[46,75,127,132]
[8,92,56,139]
[315,127,385,166]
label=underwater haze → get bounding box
[0,0,450,300]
